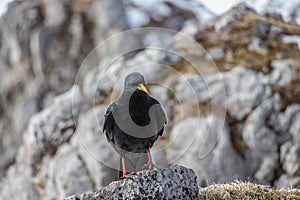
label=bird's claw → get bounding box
[142,164,152,170]
[143,163,158,170]
[121,172,132,179]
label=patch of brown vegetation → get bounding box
[168,60,200,75]
[199,181,300,200]
[195,6,300,75]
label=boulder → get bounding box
[64,165,198,200]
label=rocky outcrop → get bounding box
[63,167,300,200]
[0,86,84,199]
[64,165,198,200]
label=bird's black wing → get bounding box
[103,102,116,144]
[151,98,167,136]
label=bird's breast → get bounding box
[129,90,152,127]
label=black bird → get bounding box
[103,72,167,178]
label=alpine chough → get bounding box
[103,72,167,178]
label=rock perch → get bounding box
[64,165,198,200]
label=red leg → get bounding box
[146,148,153,168]
[121,156,131,178]
[143,148,157,169]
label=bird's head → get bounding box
[124,72,149,94]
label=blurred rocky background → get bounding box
[0,0,299,199]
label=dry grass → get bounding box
[199,181,300,200]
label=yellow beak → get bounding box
[137,84,149,94]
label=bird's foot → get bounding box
[121,172,132,179]
[142,163,152,170]
[143,148,158,170]
[142,163,158,170]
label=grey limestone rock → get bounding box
[83,48,171,103]
[245,0,300,25]
[40,144,94,200]
[125,0,214,29]
[207,47,225,60]
[0,0,44,178]
[223,68,273,120]
[175,67,272,120]
[275,174,300,188]
[71,106,119,188]
[282,143,300,177]
[44,0,66,26]
[243,96,281,184]
[150,146,169,169]
[174,65,297,186]
[19,85,82,166]
[64,165,199,200]
[12,80,44,136]
[167,116,246,185]
[272,104,300,143]
[0,80,44,178]
[214,7,243,35]
[269,59,295,86]
[149,85,175,123]
[0,85,85,199]
[254,157,277,184]
[280,141,293,164]
[0,168,40,200]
